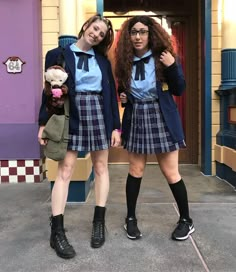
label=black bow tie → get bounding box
[74,52,92,71]
[133,56,151,80]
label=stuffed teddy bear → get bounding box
[44,65,68,116]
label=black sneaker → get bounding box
[172,218,195,241]
[124,217,142,240]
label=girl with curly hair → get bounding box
[115,16,195,241]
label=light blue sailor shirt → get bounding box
[130,50,158,100]
[70,43,102,92]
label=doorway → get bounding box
[105,0,199,164]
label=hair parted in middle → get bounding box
[78,13,114,56]
[115,15,177,92]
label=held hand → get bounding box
[111,130,121,147]
[160,51,175,67]
[120,92,128,104]
[38,126,48,146]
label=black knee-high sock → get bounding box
[169,179,190,220]
[126,174,142,218]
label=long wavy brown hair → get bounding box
[78,14,114,56]
[115,16,176,92]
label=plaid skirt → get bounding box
[68,92,109,152]
[125,99,186,154]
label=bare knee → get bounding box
[57,162,74,183]
[162,170,181,184]
[93,161,108,177]
[129,164,145,177]
[56,151,77,183]
[157,151,181,183]
[128,154,146,177]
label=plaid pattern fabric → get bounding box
[68,92,109,151]
[125,99,186,154]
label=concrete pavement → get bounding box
[0,164,235,272]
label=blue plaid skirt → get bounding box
[68,92,109,152]
[125,99,186,154]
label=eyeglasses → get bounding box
[130,29,149,37]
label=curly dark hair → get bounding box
[78,13,114,56]
[115,16,176,91]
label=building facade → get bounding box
[0,0,235,188]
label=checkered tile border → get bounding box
[0,159,46,183]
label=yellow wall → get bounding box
[42,0,59,67]
[41,0,97,67]
[211,0,222,174]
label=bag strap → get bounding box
[57,47,69,117]
[57,46,65,69]
[64,96,69,117]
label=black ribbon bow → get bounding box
[133,56,151,80]
[75,52,92,71]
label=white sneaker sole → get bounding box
[173,226,195,241]
[124,224,142,240]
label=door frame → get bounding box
[100,0,213,173]
[200,0,212,174]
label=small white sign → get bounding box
[3,56,26,74]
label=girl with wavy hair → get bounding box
[115,16,195,241]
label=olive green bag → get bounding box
[42,97,69,161]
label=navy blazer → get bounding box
[120,62,186,143]
[38,45,121,140]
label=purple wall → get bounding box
[0,0,42,159]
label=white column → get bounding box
[59,0,77,36]
[76,0,86,34]
[222,0,236,48]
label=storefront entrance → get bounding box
[105,0,199,164]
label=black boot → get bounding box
[91,206,106,248]
[50,214,76,259]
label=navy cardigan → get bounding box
[120,62,186,143]
[38,45,121,140]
